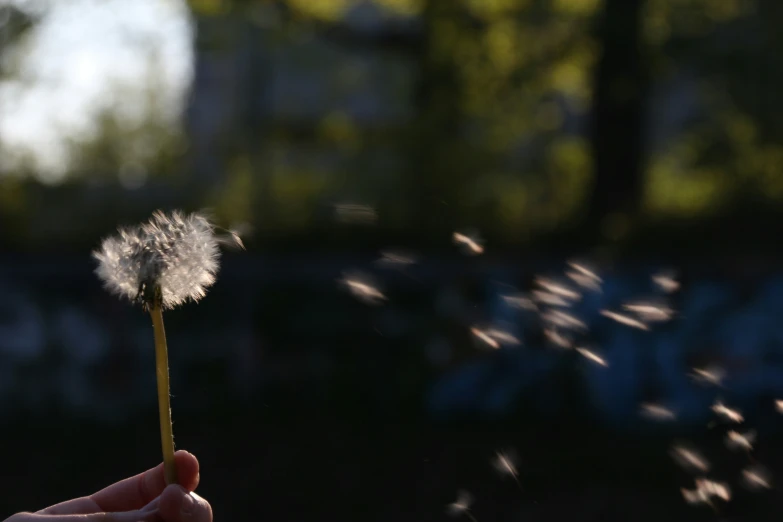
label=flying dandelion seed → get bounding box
[541,309,587,331]
[543,327,572,349]
[576,347,608,367]
[532,290,571,307]
[775,399,783,413]
[671,445,710,473]
[712,400,744,424]
[682,478,731,507]
[492,450,524,493]
[376,249,417,268]
[446,490,478,522]
[640,403,676,421]
[452,231,484,255]
[567,260,602,281]
[565,270,603,292]
[600,310,650,331]
[470,327,500,350]
[340,272,386,305]
[334,203,377,224]
[741,466,772,490]
[690,366,725,387]
[652,271,680,293]
[621,302,674,322]
[726,430,756,452]
[492,450,519,478]
[533,277,581,301]
[484,328,521,346]
[93,209,243,485]
[501,294,538,311]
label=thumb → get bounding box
[158,484,212,522]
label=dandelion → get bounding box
[446,490,478,522]
[93,210,242,484]
[775,399,783,413]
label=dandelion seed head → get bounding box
[93,210,236,310]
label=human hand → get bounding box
[4,450,212,522]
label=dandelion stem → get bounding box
[150,299,177,485]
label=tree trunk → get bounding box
[586,0,649,238]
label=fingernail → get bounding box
[181,491,196,518]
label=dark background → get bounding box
[2,0,783,520]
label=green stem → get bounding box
[150,302,177,485]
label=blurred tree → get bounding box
[3,0,783,250]
[586,0,649,240]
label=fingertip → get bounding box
[159,484,212,522]
[173,450,200,491]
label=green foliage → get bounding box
[3,0,783,249]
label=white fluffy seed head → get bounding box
[93,210,241,310]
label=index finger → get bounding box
[90,450,200,512]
